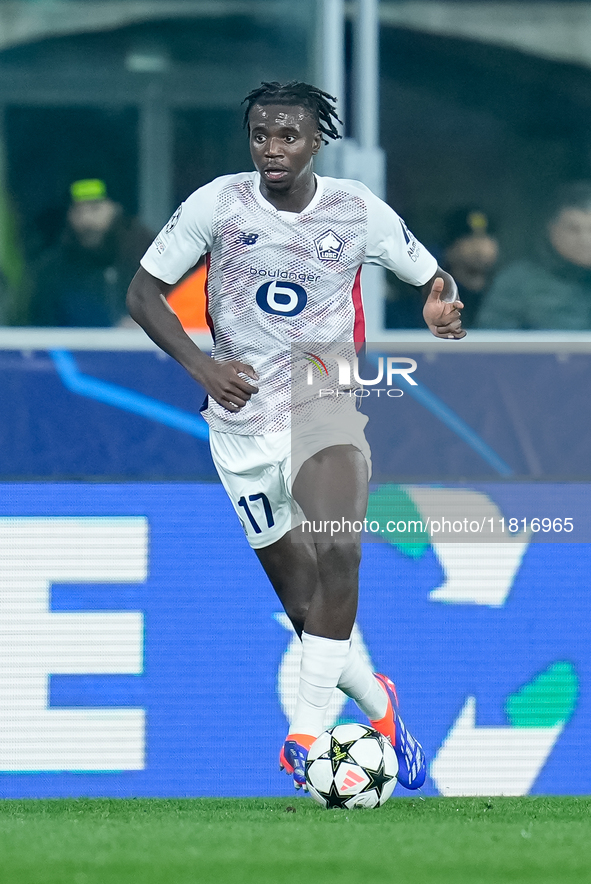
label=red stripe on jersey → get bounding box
[204,253,215,342]
[352,265,365,348]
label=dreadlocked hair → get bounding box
[242,81,342,144]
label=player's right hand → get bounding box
[423,276,466,339]
[198,358,259,412]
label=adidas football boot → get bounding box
[279,734,316,790]
[370,673,426,790]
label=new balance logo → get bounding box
[238,232,259,245]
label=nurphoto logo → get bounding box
[304,352,418,393]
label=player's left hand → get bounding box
[423,276,466,339]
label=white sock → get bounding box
[290,632,351,738]
[338,641,388,721]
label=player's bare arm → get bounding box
[422,267,466,339]
[127,267,259,411]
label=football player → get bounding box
[127,81,465,791]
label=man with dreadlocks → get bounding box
[128,81,464,792]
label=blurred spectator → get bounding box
[28,179,153,327]
[385,206,498,329]
[441,207,499,327]
[0,183,27,325]
[477,181,591,329]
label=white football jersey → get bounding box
[141,171,436,434]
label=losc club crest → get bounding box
[314,229,345,262]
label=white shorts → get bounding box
[209,411,372,549]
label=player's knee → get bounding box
[316,540,361,575]
[284,601,309,637]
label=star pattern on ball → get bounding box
[329,734,358,776]
[323,779,347,809]
[358,728,382,743]
[363,756,393,799]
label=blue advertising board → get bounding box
[0,482,588,798]
[1,347,590,480]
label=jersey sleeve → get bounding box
[364,190,437,286]
[140,178,222,285]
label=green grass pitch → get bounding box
[0,796,589,884]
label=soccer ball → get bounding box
[305,723,398,809]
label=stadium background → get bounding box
[1,0,590,800]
